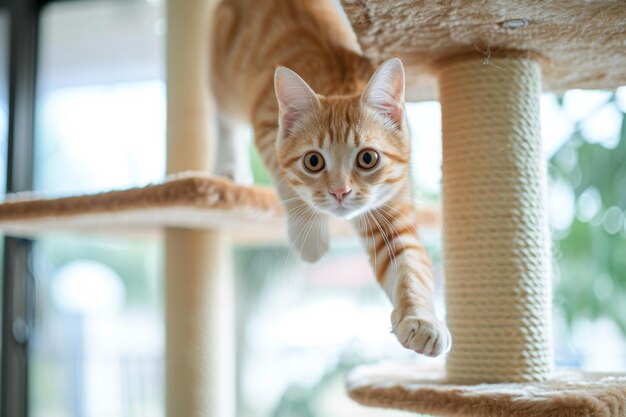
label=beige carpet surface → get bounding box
[0,172,281,240]
[0,172,438,240]
[347,361,626,417]
[340,0,626,101]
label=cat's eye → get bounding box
[356,149,380,170]
[303,151,325,173]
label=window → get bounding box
[7,0,626,415]
[30,1,166,416]
[35,0,165,195]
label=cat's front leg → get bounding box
[278,182,330,262]
[353,201,451,357]
[389,266,451,357]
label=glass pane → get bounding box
[31,1,165,416]
[34,0,165,195]
[32,236,163,417]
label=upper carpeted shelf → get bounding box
[0,172,439,241]
[340,0,626,101]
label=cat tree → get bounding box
[339,1,626,416]
[0,0,624,417]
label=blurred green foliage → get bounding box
[550,96,626,334]
[251,145,273,186]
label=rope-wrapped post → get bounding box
[439,55,552,383]
[165,0,235,415]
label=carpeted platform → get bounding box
[347,362,626,417]
[0,172,438,241]
[340,0,626,101]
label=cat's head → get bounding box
[274,58,409,219]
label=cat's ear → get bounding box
[274,67,320,135]
[361,58,405,126]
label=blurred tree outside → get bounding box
[550,94,626,335]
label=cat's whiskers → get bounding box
[379,204,419,236]
[316,212,324,255]
[375,211,399,274]
[390,194,444,230]
[359,212,377,277]
[301,211,320,258]
[289,206,316,230]
[371,208,405,276]
[252,199,309,271]
[367,210,398,274]
[283,208,317,267]
[281,196,305,205]
[283,212,312,268]
[373,207,406,256]
[285,203,309,220]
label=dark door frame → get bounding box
[1,0,40,416]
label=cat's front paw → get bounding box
[287,217,329,263]
[392,311,451,357]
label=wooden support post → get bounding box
[165,0,235,416]
[439,55,552,383]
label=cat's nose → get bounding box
[329,187,352,203]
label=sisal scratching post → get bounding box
[440,55,552,383]
[165,0,235,416]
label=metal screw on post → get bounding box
[11,318,29,345]
[499,19,529,29]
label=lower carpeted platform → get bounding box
[347,361,626,417]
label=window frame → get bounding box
[1,1,154,415]
[2,0,39,416]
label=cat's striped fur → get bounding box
[210,0,451,357]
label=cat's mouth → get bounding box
[310,201,357,219]
[328,202,370,220]
[332,205,353,218]
[306,195,367,219]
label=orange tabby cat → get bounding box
[210,0,451,357]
